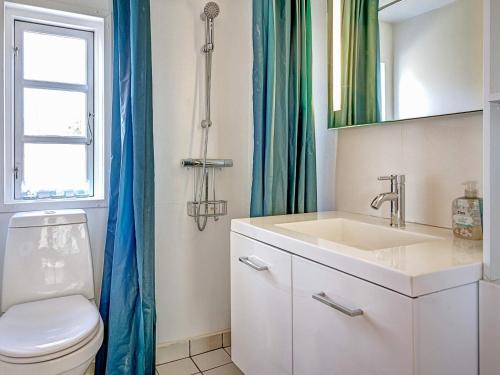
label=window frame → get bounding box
[3,3,108,210]
[13,20,95,200]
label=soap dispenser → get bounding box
[452,181,483,240]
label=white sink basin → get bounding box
[276,218,441,250]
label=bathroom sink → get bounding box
[275,218,440,251]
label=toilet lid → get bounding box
[0,295,100,358]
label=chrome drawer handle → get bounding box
[312,292,363,317]
[239,256,269,271]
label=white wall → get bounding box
[312,0,337,211]
[151,0,253,343]
[392,0,482,119]
[336,112,483,229]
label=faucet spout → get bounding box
[370,175,406,228]
[371,192,399,210]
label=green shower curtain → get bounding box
[328,0,381,128]
[251,0,317,217]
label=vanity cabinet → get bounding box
[293,257,478,375]
[231,232,479,375]
[230,233,292,375]
[293,256,413,375]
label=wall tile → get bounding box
[190,334,223,356]
[222,331,231,348]
[336,123,404,220]
[335,112,482,228]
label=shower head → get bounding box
[204,2,220,20]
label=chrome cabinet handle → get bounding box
[239,257,269,271]
[312,292,363,317]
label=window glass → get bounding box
[22,143,89,198]
[23,31,87,85]
[24,88,87,137]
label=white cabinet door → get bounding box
[231,232,292,375]
[293,256,413,375]
[414,282,478,375]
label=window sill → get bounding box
[0,197,108,213]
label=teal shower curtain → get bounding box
[328,0,381,128]
[251,0,317,217]
[96,0,156,374]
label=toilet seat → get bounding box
[0,295,100,364]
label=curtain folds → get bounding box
[328,0,381,128]
[251,0,317,217]
[95,0,156,374]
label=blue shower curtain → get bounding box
[95,0,156,374]
[251,0,317,217]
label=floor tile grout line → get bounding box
[190,347,232,373]
[156,354,191,367]
[190,355,203,374]
[194,355,232,372]
[190,340,224,358]
[156,345,227,367]
[200,362,235,374]
[155,347,233,374]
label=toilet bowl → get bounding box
[0,210,104,375]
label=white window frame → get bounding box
[3,3,108,210]
[13,20,95,200]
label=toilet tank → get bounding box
[1,209,95,312]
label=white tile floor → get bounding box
[85,347,240,375]
[156,347,242,375]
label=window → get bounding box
[380,62,386,121]
[4,3,106,205]
[14,21,94,200]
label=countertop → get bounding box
[231,211,483,297]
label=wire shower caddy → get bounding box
[182,158,233,221]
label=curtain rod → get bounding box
[379,0,404,11]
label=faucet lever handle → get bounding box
[378,174,406,184]
[378,175,397,181]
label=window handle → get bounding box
[86,112,94,146]
[13,166,19,180]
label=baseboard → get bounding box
[156,329,231,365]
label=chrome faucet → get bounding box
[371,175,406,228]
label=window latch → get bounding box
[13,166,19,180]
[86,112,94,146]
[13,46,19,57]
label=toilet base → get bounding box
[60,359,93,375]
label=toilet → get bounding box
[0,209,104,375]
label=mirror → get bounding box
[379,0,482,123]
[329,0,483,129]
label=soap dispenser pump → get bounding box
[452,181,483,240]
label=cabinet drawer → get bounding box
[231,232,292,375]
[293,256,413,375]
